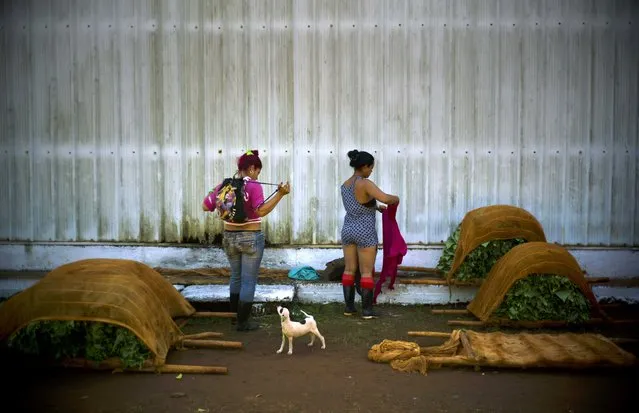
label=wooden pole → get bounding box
[585,277,610,284]
[607,319,639,325]
[419,356,475,366]
[431,309,470,315]
[60,358,228,374]
[181,339,243,349]
[407,331,452,338]
[153,364,228,374]
[181,332,224,340]
[400,279,449,285]
[190,311,236,318]
[61,357,145,370]
[607,337,639,344]
[421,356,533,369]
[421,357,638,370]
[399,279,478,286]
[157,267,289,277]
[397,266,443,274]
[447,318,617,328]
[401,277,610,287]
[447,320,485,327]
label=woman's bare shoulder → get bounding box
[343,176,357,187]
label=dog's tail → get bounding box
[300,310,314,319]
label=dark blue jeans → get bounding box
[222,230,265,302]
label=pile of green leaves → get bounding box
[7,321,151,368]
[493,275,591,323]
[436,224,526,281]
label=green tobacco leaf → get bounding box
[437,223,526,282]
[522,287,538,298]
[555,290,570,302]
[494,275,590,323]
[8,321,150,368]
[437,224,462,273]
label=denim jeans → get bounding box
[222,231,265,302]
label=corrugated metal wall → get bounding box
[0,0,637,246]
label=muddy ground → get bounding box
[2,302,639,413]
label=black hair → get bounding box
[347,150,375,169]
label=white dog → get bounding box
[276,306,326,355]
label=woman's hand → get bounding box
[256,181,290,217]
[278,182,291,195]
[377,204,387,213]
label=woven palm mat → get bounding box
[368,330,637,375]
[0,259,196,366]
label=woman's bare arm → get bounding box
[362,179,399,205]
[255,182,291,217]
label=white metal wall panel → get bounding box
[611,0,638,246]
[0,0,637,246]
[6,1,32,241]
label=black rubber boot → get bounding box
[236,301,259,331]
[354,272,362,296]
[229,293,239,325]
[361,289,378,320]
[343,285,357,316]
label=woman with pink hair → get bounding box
[210,150,290,331]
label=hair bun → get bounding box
[237,149,263,171]
[347,150,359,161]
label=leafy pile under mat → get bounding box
[6,320,151,368]
[493,275,591,323]
[436,224,525,281]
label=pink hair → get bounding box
[237,149,262,171]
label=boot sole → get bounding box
[362,315,378,320]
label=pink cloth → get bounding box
[207,177,264,222]
[374,203,407,303]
